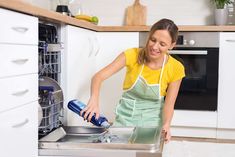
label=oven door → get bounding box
[169,47,219,111]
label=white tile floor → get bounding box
[163,140,235,157]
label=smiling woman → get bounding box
[80,18,185,143]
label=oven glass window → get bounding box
[171,48,219,111]
[174,55,207,92]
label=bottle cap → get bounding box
[101,121,111,128]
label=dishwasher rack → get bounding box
[38,85,63,136]
[38,40,61,82]
[38,23,62,82]
[38,23,63,138]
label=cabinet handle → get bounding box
[88,38,94,57]
[12,118,29,128]
[12,89,29,96]
[11,59,29,64]
[11,27,29,33]
[226,39,235,42]
[94,45,100,56]
[94,36,100,56]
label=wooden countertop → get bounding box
[1,0,235,32]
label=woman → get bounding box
[81,18,185,142]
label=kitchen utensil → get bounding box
[56,5,71,16]
[125,0,147,26]
[63,126,107,136]
[39,76,63,103]
[54,0,71,15]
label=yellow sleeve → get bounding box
[170,59,185,82]
[124,48,139,67]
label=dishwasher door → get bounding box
[39,126,164,157]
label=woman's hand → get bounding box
[79,52,126,123]
[80,98,100,122]
[162,124,171,143]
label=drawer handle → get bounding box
[12,118,29,128]
[12,89,29,96]
[12,59,29,64]
[226,39,235,42]
[11,27,29,33]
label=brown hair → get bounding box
[138,18,178,64]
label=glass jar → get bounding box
[68,0,83,16]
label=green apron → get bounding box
[113,55,166,127]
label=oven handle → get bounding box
[169,50,207,55]
[226,39,235,42]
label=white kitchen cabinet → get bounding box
[61,26,139,125]
[96,32,139,122]
[61,25,97,126]
[217,32,235,139]
[0,44,38,78]
[0,74,38,112]
[0,8,38,45]
[0,102,38,157]
[0,8,38,157]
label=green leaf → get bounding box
[211,0,233,9]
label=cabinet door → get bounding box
[218,33,235,129]
[96,32,139,122]
[62,25,96,126]
[0,102,38,157]
[0,8,38,45]
[0,44,38,78]
[0,74,38,112]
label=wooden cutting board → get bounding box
[125,0,147,26]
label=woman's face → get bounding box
[147,30,175,61]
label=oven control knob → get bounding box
[189,40,196,46]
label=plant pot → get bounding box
[215,8,229,25]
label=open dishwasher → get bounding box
[38,22,63,139]
[39,126,164,157]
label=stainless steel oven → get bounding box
[170,32,219,111]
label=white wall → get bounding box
[76,0,214,25]
[27,0,215,26]
[23,0,51,10]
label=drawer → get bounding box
[0,8,38,45]
[0,44,38,78]
[0,74,38,112]
[0,102,37,157]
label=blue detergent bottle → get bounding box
[68,99,110,128]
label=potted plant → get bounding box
[212,0,233,25]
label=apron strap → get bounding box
[159,55,167,88]
[139,64,144,75]
[159,54,167,98]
